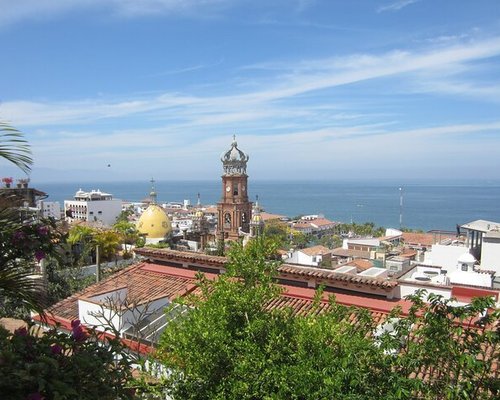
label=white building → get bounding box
[64,189,122,226]
[480,231,500,276]
[285,245,331,267]
[37,200,61,220]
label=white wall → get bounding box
[37,201,61,220]
[397,283,452,300]
[65,198,122,226]
[423,244,467,272]
[480,237,500,274]
[78,296,170,333]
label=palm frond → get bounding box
[0,262,46,316]
[0,121,33,174]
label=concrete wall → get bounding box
[480,237,500,274]
[424,244,468,272]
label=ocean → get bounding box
[35,179,500,232]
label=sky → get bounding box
[1,0,500,183]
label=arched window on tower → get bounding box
[242,212,247,224]
[233,185,238,196]
[224,213,231,229]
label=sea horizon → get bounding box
[33,179,500,233]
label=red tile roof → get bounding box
[331,247,371,259]
[310,218,336,227]
[278,264,398,289]
[299,245,331,256]
[401,232,455,247]
[344,259,374,272]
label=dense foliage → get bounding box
[157,237,499,400]
[0,320,134,400]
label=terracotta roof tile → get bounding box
[299,245,331,256]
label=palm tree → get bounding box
[0,121,42,315]
[0,121,32,174]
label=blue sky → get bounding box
[1,0,500,182]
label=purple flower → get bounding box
[37,226,49,236]
[14,326,28,336]
[13,230,26,241]
[35,250,45,262]
[50,344,63,355]
[27,392,43,400]
[71,320,87,342]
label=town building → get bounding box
[64,189,122,226]
[285,245,332,267]
[37,200,61,220]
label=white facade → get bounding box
[78,290,170,333]
[64,189,122,226]
[37,200,61,220]
[342,238,380,250]
[480,231,500,275]
[285,247,330,267]
[423,243,468,272]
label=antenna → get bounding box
[399,187,403,229]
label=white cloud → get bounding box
[0,0,234,27]
[377,0,420,13]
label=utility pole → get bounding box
[399,187,403,229]
[96,245,101,282]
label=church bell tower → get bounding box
[217,135,252,240]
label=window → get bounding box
[461,263,468,271]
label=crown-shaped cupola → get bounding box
[221,135,249,176]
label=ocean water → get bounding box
[36,180,500,232]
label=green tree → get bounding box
[0,320,135,399]
[156,240,499,400]
[157,238,396,399]
[0,121,42,314]
[113,220,140,258]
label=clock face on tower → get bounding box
[226,185,231,192]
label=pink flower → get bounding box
[37,226,49,236]
[14,326,28,336]
[35,250,45,262]
[71,320,87,342]
[50,344,63,355]
[13,231,26,241]
[27,393,43,400]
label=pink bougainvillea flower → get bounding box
[13,231,26,241]
[35,250,45,262]
[70,319,87,341]
[50,344,63,355]
[37,226,49,236]
[14,326,28,336]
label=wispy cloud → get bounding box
[377,0,420,13]
[0,0,233,28]
[3,36,500,130]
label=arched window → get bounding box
[224,213,231,228]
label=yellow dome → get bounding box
[137,204,172,239]
[194,209,204,219]
[252,214,262,223]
